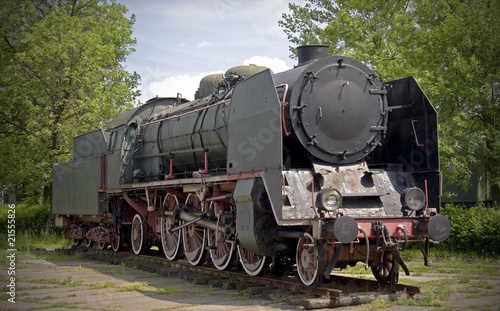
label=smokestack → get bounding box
[297,45,329,66]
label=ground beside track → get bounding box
[1,248,499,310]
[1,248,299,311]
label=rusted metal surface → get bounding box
[281,169,316,220]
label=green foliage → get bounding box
[0,0,140,199]
[279,0,422,80]
[279,0,500,198]
[439,203,500,256]
[0,203,71,249]
[0,203,50,235]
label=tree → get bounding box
[279,0,500,201]
[0,0,140,201]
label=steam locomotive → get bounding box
[52,45,451,286]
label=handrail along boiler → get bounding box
[52,45,451,286]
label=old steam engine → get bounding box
[53,45,451,286]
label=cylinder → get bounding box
[321,216,359,243]
[297,45,329,66]
[413,215,451,242]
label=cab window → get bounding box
[108,131,116,151]
[124,123,137,151]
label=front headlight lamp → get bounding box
[316,188,343,212]
[401,187,425,211]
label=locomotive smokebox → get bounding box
[297,45,329,66]
[274,51,388,164]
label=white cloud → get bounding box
[197,41,214,48]
[138,55,292,104]
[243,56,291,74]
[146,71,223,102]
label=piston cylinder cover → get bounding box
[414,214,451,242]
[321,216,359,243]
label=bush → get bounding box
[0,202,50,235]
[440,203,500,256]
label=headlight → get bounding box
[316,188,342,212]
[401,187,425,211]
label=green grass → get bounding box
[358,253,500,310]
[233,289,250,299]
[89,281,115,289]
[157,286,182,295]
[117,281,150,292]
[395,292,443,307]
[30,276,84,287]
[43,301,83,309]
[436,287,453,301]
[0,231,72,251]
[193,287,215,297]
[118,262,128,268]
[150,305,197,310]
[20,295,57,303]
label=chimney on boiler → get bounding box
[297,45,329,66]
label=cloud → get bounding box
[197,41,214,48]
[145,71,223,102]
[137,55,292,103]
[243,56,291,74]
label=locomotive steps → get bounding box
[67,245,421,310]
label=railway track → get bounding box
[69,245,421,309]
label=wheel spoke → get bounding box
[208,201,236,270]
[84,226,93,248]
[161,194,182,261]
[98,241,106,250]
[111,226,122,252]
[183,224,206,265]
[131,214,147,255]
[237,244,268,276]
[85,237,93,248]
[208,228,236,270]
[182,194,206,266]
[296,233,324,286]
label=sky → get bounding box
[117,0,305,103]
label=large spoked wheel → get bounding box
[131,214,147,255]
[296,233,325,286]
[85,237,93,248]
[237,244,269,276]
[111,226,123,252]
[98,240,107,250]
[182,194,206,266]
[161,194,183,261]
[84,225,93,248]
[371,250,400,284]
[208,202,236,270]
